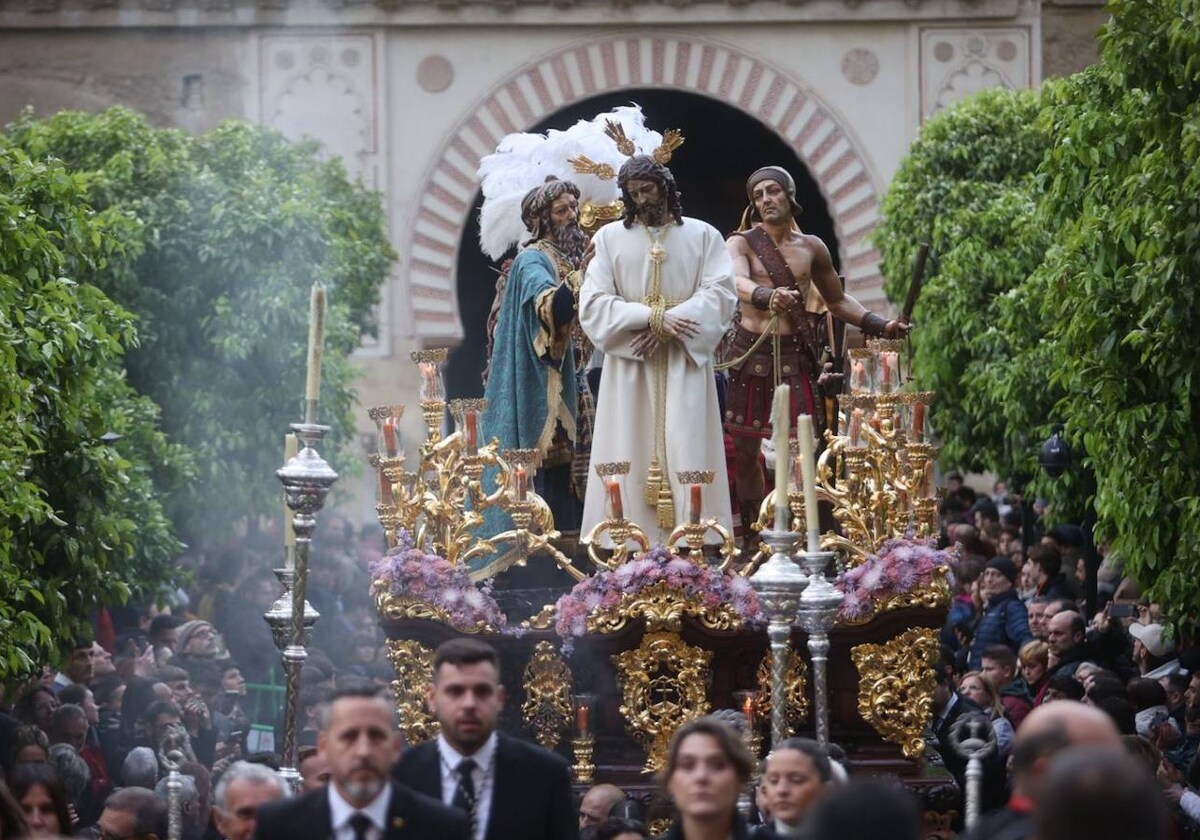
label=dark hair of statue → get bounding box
[617,156,683,229]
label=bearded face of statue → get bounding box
[542,192,588,268]
[624,177,669,227]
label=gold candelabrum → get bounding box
[369,350,584,580]
[750,338,939,564]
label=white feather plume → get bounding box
[477,103,665,261]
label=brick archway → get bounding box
[407,34,885,343]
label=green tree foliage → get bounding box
[8,108,396,549]
[0,143,190,678]
[875,87,1055,474]
[1008,0,1200,618]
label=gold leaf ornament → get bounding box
[850,627,940,759]
[520,641,573,749]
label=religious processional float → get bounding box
[268,109,957,833]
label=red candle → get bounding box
[605,478,624,519]
[689,483,703,524]
[849,408,864,446]
[379,467,393,505]
[382,418,398,457]
[464,411,478,450]
[852,360,867,390]
[576,704,589,735]
[880,353,892,393]
[913,403,925,439]
[515,466,528,501]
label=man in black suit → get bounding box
[392,638,578,840]
[255,685,468,840]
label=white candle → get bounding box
[773,385,791,530]
[304,282,326,424]
[284,432,298,569]
[798,414,820,552]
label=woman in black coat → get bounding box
[655,717,755,840]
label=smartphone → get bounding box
[1109,603,1137,619]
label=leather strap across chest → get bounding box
[738,226,801,291]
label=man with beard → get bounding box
[578,155,737,538]
[724,166,908,533]
[391,639,576,840]
[481,176,590,541]
[255,685,468,840]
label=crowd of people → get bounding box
[0,516,394,840]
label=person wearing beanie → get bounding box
[967,556,1033,670]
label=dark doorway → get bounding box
[445,87,840,399]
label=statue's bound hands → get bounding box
[631,329,661,359]
[661,313,699,341]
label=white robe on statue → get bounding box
[578,216,737,544]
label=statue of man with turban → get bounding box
[724,165,909,533]
[481,175,591,542]
[578,155,737,541]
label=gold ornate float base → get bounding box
[613,631,713,773]
[850,626,940,759]
[521,641,572,750]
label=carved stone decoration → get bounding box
[920,27,1031,120]
[386,639,439,745]
[416,56,454,93]
[755,648,810,733]
[850,627,940,759]
[841,49,880,86]
[521,641,573,750]
[613,631,713,773]
[587,580,748,635]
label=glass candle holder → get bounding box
[676,470,716,525]
[595,462,630,520]
[449,398,487,456]
[848,348,874,394]
[501,448,538,503]
[367,405,405,458]
[571,693,597,737]
[732,689,759,730]
[410,348,449,403]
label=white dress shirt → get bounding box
[436,732,497,840]
[328,781,391,840]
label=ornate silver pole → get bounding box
[795,549,842,749]
[270,422,337,791]
[949,713,996,829]
[748,529,807,747]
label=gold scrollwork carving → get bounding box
[587,580,747,635]
[755,648,810,733]
[850,627,940,759]
[385,639,439,744]
[836,565,952,627]
[612,631,712,773]
[376,593,495,634]
[521,642,573,750]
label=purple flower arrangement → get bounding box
[554,545,764,647]
[369,530,507,632]
[835,537,952,621]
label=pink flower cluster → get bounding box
[554,546,764,647]
[835,537,952,620]
[369,530,507,631]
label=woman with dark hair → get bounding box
[751,738,833,838]
[595,817,650,840]
[6,727,50,774]
[0,779,31,839]
[12,688,57,737]
[8,763,73,838]
[656,717,755,840]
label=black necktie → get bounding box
[349,812,372,840]
[451,758,478,836]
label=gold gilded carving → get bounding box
[850,627,940,759]
[385,639,439,744]
[376,593,495,634]
[587,580,746,635]
[836,565,952,627]
[755,648,810,733]
[521,642,573,750]
[612,631,712,773]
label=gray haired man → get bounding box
[213,761,288,840]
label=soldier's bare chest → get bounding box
[749,238,814,287]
